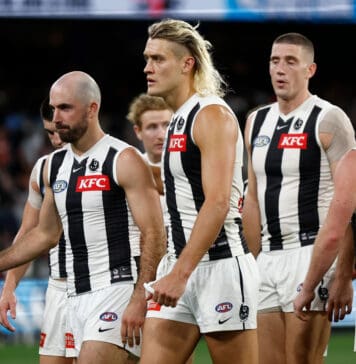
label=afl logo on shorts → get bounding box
[100,312,118,322]
[52,180,68,193]
[215,302,233,313]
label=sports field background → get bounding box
[0,328,354,364]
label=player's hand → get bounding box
[0,289,17,332]
[148,272,187,308]
[326,277,353,322]
[293,285,315,321]
[121,292,146,348]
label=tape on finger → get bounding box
[143,282,155,297]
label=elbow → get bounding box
[213,198,230,218]
[322,231,342,253]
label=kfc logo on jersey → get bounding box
[76,175,110,192]
[168,134,187,152]
[278,133,307,149]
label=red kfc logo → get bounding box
[76,175,110,192]
[278,133,307,149]
[168,134,187,152]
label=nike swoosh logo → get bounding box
[73,167,83,173]
[276,125,289,130]
[218,317,232,324]
[98,327,114,332]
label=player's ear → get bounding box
[182,56,195,74]
[133,125,143,141]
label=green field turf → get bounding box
[0,328,354,363]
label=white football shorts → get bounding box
[146,253,260,333]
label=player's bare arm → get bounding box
[242,112,262,257]
[0,161,62,273]
[150,105,237,307]
[117,147,166,346]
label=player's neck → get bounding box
[71,124,105,156]
[278,91,312,115]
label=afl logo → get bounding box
[215,302,233,313]
[100,312,118,322]
[52,180,67,193]
[253,135,270,147]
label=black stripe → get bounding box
[235,256,246,330]
[180,102,232,260]
[298,106,322,246]
[39,158,46,198]
[250,107,271,149]
[49,150,67,187]
[48,152,68,278]
[58,234,67,278]
[235,217,250,254]
[264,116,293,250]
[165,119,186,257]
[66,157,91,294]
[102,147,133,283]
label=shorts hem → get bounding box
[39,349,67,357]
[200,324,257,333]
[83,337,140,357]
[146,311,196,325]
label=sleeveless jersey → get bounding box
[48,135,140,296]
[163,93,248,261]
[250,95,339,252]
[31,156,67,279]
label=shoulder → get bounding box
[32,154,48,171]
[314,96,349,121]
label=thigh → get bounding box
[205,329,258,364]
[140,318,200,364]
[40,356,74,364]
[257,311,286,364]
[78,341,128,364]
[285,311,330,364]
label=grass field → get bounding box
[0,328,354,363]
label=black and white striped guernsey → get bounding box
[249,95,341,252]
[163,93,248,261]
[47,135,140,296]
[33,155,67,279]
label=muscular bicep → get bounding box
[319,108,356,164]
[194,105,238,201]
[34,161,62,247]
[14,203,40,242]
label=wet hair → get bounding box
[127,93,170,128]
[40,96,53,121]
[273,32,314,62]
[148,18,227,97]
